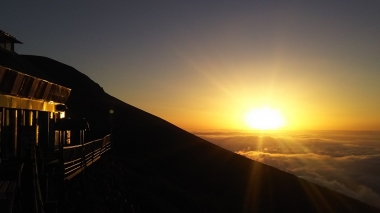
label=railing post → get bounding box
[91,143,94,165]
[81,141,86,207]
[32,146,45,213]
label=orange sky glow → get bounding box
[2,1,380,131]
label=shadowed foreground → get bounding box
[23,55,380,212]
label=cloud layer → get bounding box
[196,130,380,208]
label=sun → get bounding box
[244,107,285,130]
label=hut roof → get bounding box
[0,30,23,44]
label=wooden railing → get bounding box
[63,135,111,180]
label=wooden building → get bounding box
[0,30,110,213]
[0,31,71,162]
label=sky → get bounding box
[2,1,380,131]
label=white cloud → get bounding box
[236,150,380,208]
[196,130,380,208]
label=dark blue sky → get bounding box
[2,1,380,130]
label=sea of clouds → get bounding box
[194,130,380,208]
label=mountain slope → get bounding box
[23,55,380,212]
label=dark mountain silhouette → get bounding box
[22,55,380,213]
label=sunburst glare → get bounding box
[244,107,286,130]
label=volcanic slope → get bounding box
[23,55,380,213]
